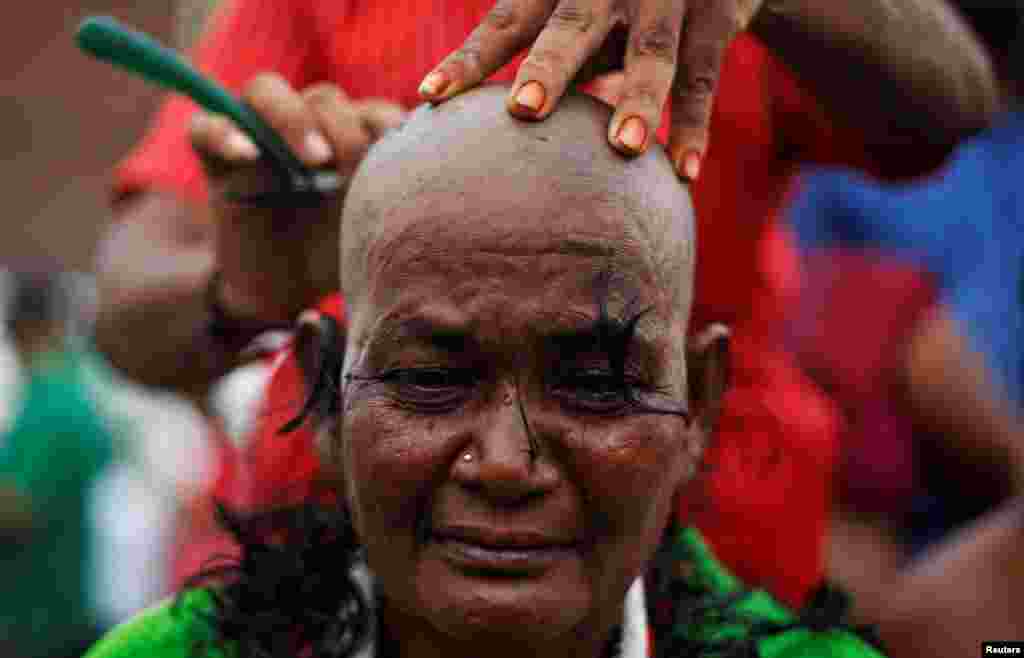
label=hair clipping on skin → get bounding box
[279,311,345,435]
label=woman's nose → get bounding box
[452,398,560,504]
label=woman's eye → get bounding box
[381,368,475,410]
[552,369,632,413]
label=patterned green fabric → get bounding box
[85,528,886,658]
[86,589,231,658]
[650,527,885,657]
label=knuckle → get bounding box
[676,65,717,102]
[618,82,663,110]
[304,83,346,111]
[630,17,679,63]
[244,72,287,103]
[482,0,521,31]
[522,48,568,78]
[548,2,597,32]
[449,37,484,75]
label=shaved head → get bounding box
[340,85,695,329]
[328,87,719,653]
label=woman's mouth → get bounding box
[430,525,579,576]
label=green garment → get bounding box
[85,527,886,658]
[657,528,885,657]
[0,349,115,657]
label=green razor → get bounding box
[76,15,341,203]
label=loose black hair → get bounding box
[180,313,372,658]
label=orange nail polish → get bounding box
[616,117,647,153]
[514,81,546,113]
[684,151,702,181]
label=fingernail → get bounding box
[514,81,546,113]
[684,151,702,181]
[419,71,449,98]
[616,116,647,153]
[225,132,260,160]
[304,131,332,164]
[675,150,702,180]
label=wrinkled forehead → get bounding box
[363,188,660,297]
[341,190,683,351]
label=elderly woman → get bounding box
[86,87,881,658]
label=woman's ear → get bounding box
[687,324,731,433]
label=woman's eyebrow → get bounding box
[365,315,474,354]
[545,324,661,364]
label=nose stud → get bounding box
[462,452,473,462]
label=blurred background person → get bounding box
[0,267,115,658]
[0,0,301,644]
[784,0,1024,651]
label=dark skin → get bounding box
[293,85,1024,657]
[844,307,1024,655]
[419,0,999,177]
[292,87,725,658]
[814,305,1024,616]
[94,1,997,399]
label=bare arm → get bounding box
[751,0,1000,152]
[840,307,1024,657]
[865,498,1024,657]
[904,307,1024,497]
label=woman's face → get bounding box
[336,202,699,648]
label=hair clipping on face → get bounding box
[279,311,345,435]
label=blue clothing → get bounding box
[789,111,1024,409]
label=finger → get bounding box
[189,111,261,165]
[587,71,626,106]
[574,23,628,85]
[507,0,618,119]
[607,0,686,155]
[242,72,333,166]
[191,111,284,201]
[419,0,555,103]
[667,3,738,180]
[351,99,408,140]
[303,83,372,174]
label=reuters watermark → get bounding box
[984,642,1024,655]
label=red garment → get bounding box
[116,0,892,607]
[212,295,345,511]
[790,248,939,519]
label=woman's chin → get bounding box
[412,551,593,641]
